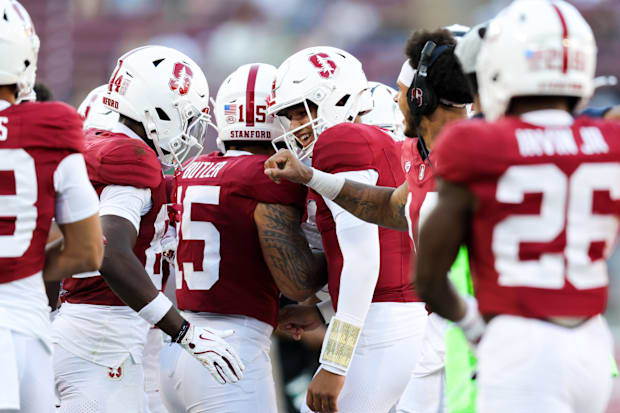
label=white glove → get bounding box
[178,324,245,384]
[161,225,177,264]
[456,295,486,345]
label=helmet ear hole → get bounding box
[336,95,350,107]
[156,107,170,121]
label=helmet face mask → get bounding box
[268,46,370,160]
[272,99,326,161]
[103,45,211,170]
[145,101,209,170]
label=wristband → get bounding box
[307,168,345,200]
[138,292,173,326]
[319,317,362,374]
[317,300,336,325]
[456,295,485,343]
[397,59,416,87]
[172,320,191,343]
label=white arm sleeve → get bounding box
[320,169,380,375]
[99,185,152,232]
[53,153,100,224]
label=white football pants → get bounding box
[302,302,428,413]
[395,313,448,413]
[476,314,613,413]
[143,328,168,413]
[0,329,55,413]
[159,313,276,413]
[54,345,146,413]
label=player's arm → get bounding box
[255,203,327,301]
[264,149,409,231]
[416,178,484,342]
[99,186,244,384]
[306,169,382,412]
[44,153,104,281]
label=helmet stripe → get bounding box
[245,64,259,126]
[551,3,569,74]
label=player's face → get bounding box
[396,81,416,137]
[280,102,318,148]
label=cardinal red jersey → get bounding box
[434,114,620,318]
[0,101,84,284]
[401,137,437,249]
[174,152,306,328]
[310,123,417,309]
[62,129,168,305]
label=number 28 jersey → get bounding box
[434,112,620,318]
[174,151,306,328]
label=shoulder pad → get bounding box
[13,101,84,152]
[313,123,387,173]
[84,129,162,189]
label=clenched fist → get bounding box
[264,149,314,184]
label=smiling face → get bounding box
[278,101,319,148]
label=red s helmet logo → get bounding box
[169,63,194,96]
[309,53,337,79]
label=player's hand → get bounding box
[307,368,345,412]
[264,149,313,184]
[178,324,245,384]
[456,295,485,347]
[277,304,324,340]
[161,226,177,264]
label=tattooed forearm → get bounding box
[332,180,409,231]
[255,203,327,301]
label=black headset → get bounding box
[407,40,453,160]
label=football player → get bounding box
[268,46,426,413]
[158,62,325,412]
[417,1,619,412]
[52,46,244,413]
[0,1,103,412]
[265,32,473,413]
[77,84,171,413]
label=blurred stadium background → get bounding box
[20,0,620,411]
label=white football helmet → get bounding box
[214,63,280,152]
[444,24,470,43]
[268,46,371,160]
[0,0,39,102]
[77,85,119,130]
[360,82,405,141]
[477,0,597,121]
[102,45,210,169]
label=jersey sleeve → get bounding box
[312,123,378,174]
[99,185,152,232]
[84,134,163,189]
[235,156,307,209]
[433,119,497,185]
[53,153,100,224]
